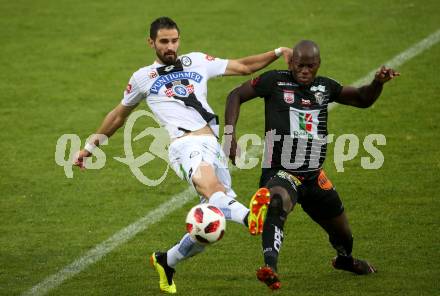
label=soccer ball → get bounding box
[185,204,226,244]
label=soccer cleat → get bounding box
[150,252,177,294]
[332,255,377,275]
[256,266,281,290]
[248,187,271,235]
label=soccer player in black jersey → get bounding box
[225,40,399,290]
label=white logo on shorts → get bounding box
[190,151,200,158]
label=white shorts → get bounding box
[168,135,236,199]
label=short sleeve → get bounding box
[121,75,145,106]
[250,70,277,98]
[199,53,228,79]
[326,77,343,102]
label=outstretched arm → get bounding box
[335,66,400,108]
[224,81,259,164]
[224,47,292,76]
[73,103,138,168]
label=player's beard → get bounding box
[158,50,177,65]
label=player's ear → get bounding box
[147,37,155,48]
[288,58,294,70]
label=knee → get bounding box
[269,186,295,214]
[267,186,295,218]
[194,179,225,199]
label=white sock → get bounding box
[167,233,205,268]
[209,191,249,225]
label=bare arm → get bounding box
[224,81,259,164]
[336,66,400,108]
[90,103,137,143]
[224,47,292,76]
[74,103,138,167]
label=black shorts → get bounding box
[260,168,344,220]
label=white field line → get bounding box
[21,188,195,296]
[22,28,440,296]
[328,28,440,111]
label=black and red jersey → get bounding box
[251,70,342,174]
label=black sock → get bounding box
[262,194,287,272]
[329,234,353,257]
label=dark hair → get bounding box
[149,17,180,40]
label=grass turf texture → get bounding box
[1,0,439,295]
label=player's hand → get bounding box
[280,47,293,65]
[224,134,241,166]
[73,149,92,169]
[374,66,400,84]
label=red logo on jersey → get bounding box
[283,90,295,104]
[205,54,215,61]
[125,84,132,94]
[187,84,194,94]
[149,71,158,79]
[251,76,261,87]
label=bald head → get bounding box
[290,40,321,85]
[293,40,320,59]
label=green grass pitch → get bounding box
[1,0,439,295]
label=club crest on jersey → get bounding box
[180,56,192,67]
[283,90,295,104]
[314,92,324,105]
[310,84,326,92]
[165,84,194,97]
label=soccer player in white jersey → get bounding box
[73,16,292,293]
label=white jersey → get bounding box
[121,52,228,139]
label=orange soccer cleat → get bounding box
[248,187,271,235]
